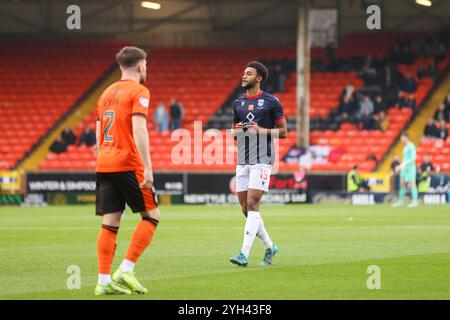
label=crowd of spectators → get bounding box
[303,30,450,173]
[311,29,450,133]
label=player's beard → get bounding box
[242,78,256,90]
[139,73,146,84]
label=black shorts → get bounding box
[96,170,158,216]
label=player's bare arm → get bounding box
[132,115,153,189]
[94,120,100,155]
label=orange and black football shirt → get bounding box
[96,79,150,173]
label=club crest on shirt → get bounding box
[257,99,264,107]
[139,97,149,108]
[248,104,254,110]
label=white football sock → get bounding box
[241,211,261,258]
[257,217,273,249]
[119,259,135,273]
[98,274,111,286]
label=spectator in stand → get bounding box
[169,98,184,130]
[359,108,378,130]
[403,94,416,113]
[381,65,399,90]
[417,66,427,80]
[390,155,401,175]
[423,117,438,138]
[361,55,377,78]
[49,137,67,154]
[394,90,408,109]
[436,120,448,140]
[376,111,389,131]
[374,95,388,114]
[153,101,169,133]
[340,84,356,103]
[61,127,76,145]
[419,155,435,174]
[79,126,96,147]
[400,74,417,93]
[434,103,450,122]
[359,95,374,116]
[337,94,357,117]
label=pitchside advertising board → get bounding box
[26,172,184,205]
[25,172,308,205]
[22,172,450,206]
[185,173,308,204]
[311,192,449,205]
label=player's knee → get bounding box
[141,208,160,225]
[247,198,259,212]
[101,213,121,227]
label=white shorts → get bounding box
[236,164,272,193]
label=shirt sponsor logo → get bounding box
[246,112,255,122]
[139,97,149,108]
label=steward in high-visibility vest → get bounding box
[417,170,430,193]
[347,165,361,192]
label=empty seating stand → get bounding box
[0,40,126,170]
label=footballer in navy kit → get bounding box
[230,61,287,267]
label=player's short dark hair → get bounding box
[401,131,409,138]
[116,46,147,68]
[246,61,269,83]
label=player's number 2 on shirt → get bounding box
[103,110,115,142]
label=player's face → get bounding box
[241,67,259,89]
[401,136,408,144]
[138,59,147,84]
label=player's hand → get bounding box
[248,121,261,134]
[234,122,244,130]
[234,122,245,134]
[93,144,99,155]
[140,167,154,189]
[396,164,403,173]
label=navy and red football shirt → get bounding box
[232,90,285,165]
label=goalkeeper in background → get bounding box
[393,132,419,208]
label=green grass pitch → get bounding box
[0,204,449,300]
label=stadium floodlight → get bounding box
[415,0,432,7]
[141,1,161,10]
